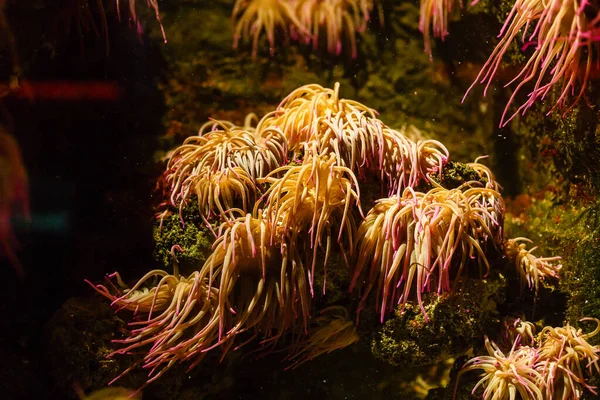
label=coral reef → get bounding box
[6,0,600,398]
[86,82,522,394]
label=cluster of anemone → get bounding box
[232,0,375,58]
[464,0,600,127]
[456,318,600,400]
[87,82,515,389]
[0,128,29,277]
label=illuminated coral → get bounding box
[464,0,600,127]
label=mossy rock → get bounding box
[370,274,506,367]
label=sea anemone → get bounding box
[86,211,312,387]
[201,212,311,343]
[261,82,381,152]
[294,0,373,58]
[0,128,29,277]
[256,152,362,296]
[58,0,166,56]
[463,0,600,127]
[192,167,257,223]
[505,237,562,295]
[261,83,449,194]
[232,0,308,58]
[455,336,544,400]
[535,318,600,399]
[468,157,502,191]
[165,118,286,222]
[351,183,504,322]
[419,0,460,58]
[86,269,223,387]
[458,318,600,400]
[500,317,537,348]
[285,305,359,369]
[115,0,166,42]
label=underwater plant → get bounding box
[464,0,600,127]
[0,128,29,277]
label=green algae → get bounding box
[370,275,506,367]
[432,161,486,189]
[502,86,600,325]
[44,297,128,399]
[153,201,213,272]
